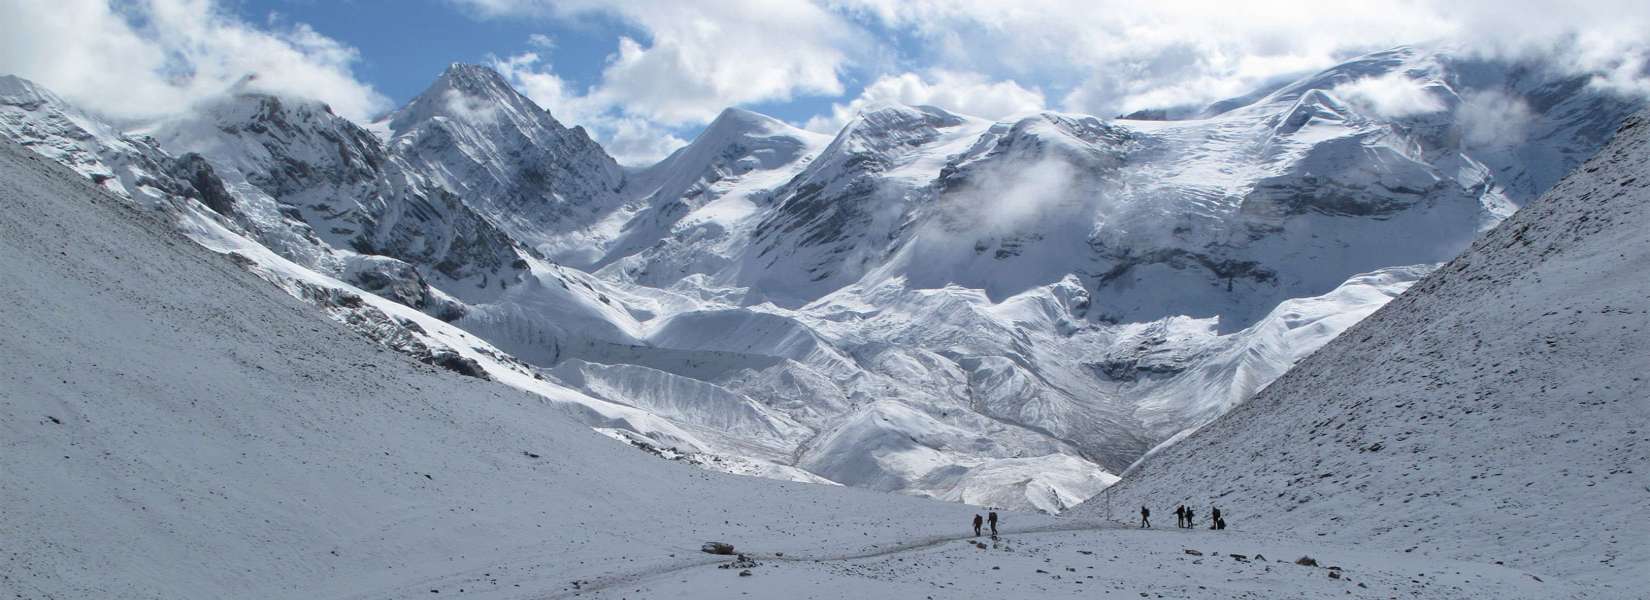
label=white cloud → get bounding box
[486,51,593,123]
[832,0,1650,116]
[455,0,867,125]
[1455,89,1536,149]
[1333,72,1446,118]
[805,70,1046,131]
[487,51,687,164]
[0,0,387,123]
[456,0,872,163]
[603,116,691,165]
[463,0,1647,164]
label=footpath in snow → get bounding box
[570,522,1571,600]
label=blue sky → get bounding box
[3,1,1644,165]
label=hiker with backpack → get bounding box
[1211,507,1222,530]
[973,514,983,537]
[1140,506,1151,528]
[1174,504,1186,528]
[987,510,999,535]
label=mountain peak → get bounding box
[436,63,513,93]
[709,106,782,130]
[382,62,547,136]
[702,106,816,143]
[0,74,68,112]
[857,101,962,122]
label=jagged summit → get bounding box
[377,63,625,266]
[386,63,552,133]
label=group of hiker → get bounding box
[1141,504,1227,529]
[969,504,1228,538]
[971,511,999,536]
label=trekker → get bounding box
[1139,506,1151,528]
[1211,507,1222,530]
[1174,505,1186,528]
[1184,507,1194,529]
[987,511,999,535]
[973,514,983,537]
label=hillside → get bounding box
[5,129,1580,599]
[0,136,1581,599]
[0,136,1015,598]
[1073,113,1650,593]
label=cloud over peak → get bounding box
[0,0,387,123]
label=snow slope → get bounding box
[10,130,1549,600]
[0,135,1040,598]
[1075,112,1650,594]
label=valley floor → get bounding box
[466,521,1595,599]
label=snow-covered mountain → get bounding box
[147,86,528,311]
[0,135,1025,598]
[378,64,626,268]
[1075,110,1650,594]
[0,75,230,216]
[8,126,1589,599]
[598,106,832,290]
[1,43,1641,513]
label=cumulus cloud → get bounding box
[455,0,867,125]
[602,116,692,165]
[487,50,687,164]
[1333,72,1446,118]
[486,51,593,123]
[0,0,387,123]
[804,70,1046,131]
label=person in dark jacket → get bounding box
[1174,505,1186,528]
[1184,506,1194,529]
[1140,506,1151,528]
[987,511,999,535]
[1211,507,1222,530]
[973,514,983,536]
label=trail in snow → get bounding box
[561,521,1577,599]
[540,519,1117,598]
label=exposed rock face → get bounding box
[150,90,529,304]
